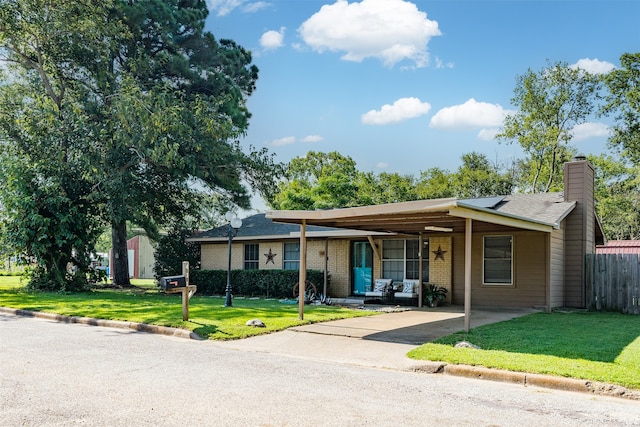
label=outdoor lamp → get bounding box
[225,212,243,307]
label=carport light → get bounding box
[424,226,453,232]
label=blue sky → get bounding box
[204,0,639,210]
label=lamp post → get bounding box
[225,212,243,307]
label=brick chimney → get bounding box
[563,155,596,308]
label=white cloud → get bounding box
[243,1,269,13]
[207,0,269,16]
[570,58,616,75]
[571,122,611,141]
[271,136,296,146]
[260,27,286,50]
[429,98,511,130]
[300,135,324,143]
[298,0,441,68]
[434,57,454,69]
[477,128,500,141]
[362,97,431,125]
[376,162,389,169]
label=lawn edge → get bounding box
[0,306,202,340]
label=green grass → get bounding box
[408,311,640,389]
[0,278,376,340]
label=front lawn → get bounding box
[0,280,376,340]
[408,311,640,389]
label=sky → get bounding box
[203,0,640,212]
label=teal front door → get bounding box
[352,241,372,295]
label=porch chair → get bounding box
[393,279,420,306]
[364,278,392,303]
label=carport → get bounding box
[267,197,562,332]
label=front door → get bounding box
[352,241,372,295]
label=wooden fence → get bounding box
[585,254,640,314]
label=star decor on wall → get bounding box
[432,245,447,261]
[264,248,277,264]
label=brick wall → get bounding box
[428,236,452,303]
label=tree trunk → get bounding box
[111,220,131,286]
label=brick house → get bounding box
[190,158,605,325]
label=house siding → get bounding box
[452,231,547,308]
[550,226,565,308]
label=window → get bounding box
[244,244,259,270]
[382,239,429,282]
[483,235,512,285]
[283,242,300,270]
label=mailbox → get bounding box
[160,275,187,291]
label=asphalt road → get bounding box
[1,313,639,426]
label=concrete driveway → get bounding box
[217,305,537,371]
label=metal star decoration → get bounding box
[432,245,447,261]
[264,248,277,264]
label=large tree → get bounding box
[269,151,360,210]
[0,0,276,289]
[497,61,601,193]
[0,1,113,289]
[589,154,640,240]
[602,52,640,166]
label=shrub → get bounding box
[153,228,201,280]
[190,269,326,299]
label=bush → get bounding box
[190,269,326,299]
[153,228,201,280]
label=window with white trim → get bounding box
[382,239,429,282]
[283,242,300,270]
[483,235,512,284]
[244,244,259,270]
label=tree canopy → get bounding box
[0,0,277,289]
[497,61,601,193]
[268,151,515,211]
[602,52,640,166]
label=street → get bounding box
[1,313,639,426]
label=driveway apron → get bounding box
[216,306,536,371]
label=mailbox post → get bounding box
[160,261,196,321]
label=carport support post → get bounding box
[299,220,307,320]
[464,218,472,332]
[418,233,424,308]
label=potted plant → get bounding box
[423,284,448,307]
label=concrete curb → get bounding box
[433,363,640,401]
[0,307,201,340]
[3,306,639,401]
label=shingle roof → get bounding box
[188,213,340,241]
[471,193,576,227]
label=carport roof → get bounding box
[267,193,577,235]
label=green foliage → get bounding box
[423,283,448,306]
[602,52,640,166]
[190,269,326,299]
[590,154,640,239]
[451,152,514,197]
[0,0,279,289]
[153,228,201,280]
[497,61,601,193]
[270,151,516,211]
[270,151,360,210]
